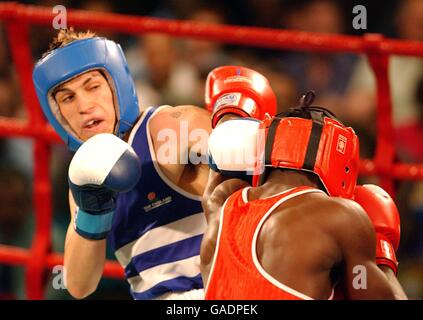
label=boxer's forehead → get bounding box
[53,70,104,96]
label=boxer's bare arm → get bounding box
[332,199,407,300]
[202,171,227,223]
[378,266,408,299]
[178,105,212,195]
[64,191,106,299]
[200,171,249,285]
[149,105,212,196]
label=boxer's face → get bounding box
[54,70,116,141]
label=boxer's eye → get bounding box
[61,94,74,103]
[88,83,100,91]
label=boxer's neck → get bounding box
[123,111,144,142]
[254,169,319,199]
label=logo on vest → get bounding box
[144,192,172,212]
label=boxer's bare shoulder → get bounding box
[148,105,211,145]
[147,105,212,195]
[259,192,373,254]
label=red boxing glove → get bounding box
[353,184,400,275]
[205,66,277,128]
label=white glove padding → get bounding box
[208,118,260,175]
[69,133,141,192]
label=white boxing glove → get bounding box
[208,118,260,182]
[69,133,141,240]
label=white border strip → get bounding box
[204,197,230,293]
[243,186,302,203]
[127,106,155,145]
[242,187,251,203]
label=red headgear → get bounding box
[253,92,359,198]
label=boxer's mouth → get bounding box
[83,118,103,129]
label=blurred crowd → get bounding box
[0,0,422,299]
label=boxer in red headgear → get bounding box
[201,92,407,300]
[205,66,277,127]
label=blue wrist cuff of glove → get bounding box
[74,208,114,240]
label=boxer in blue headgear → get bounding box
[32,29,212,300]
[33,31,139,151]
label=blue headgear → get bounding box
[33,37,140,151]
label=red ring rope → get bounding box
[0,2,422,299]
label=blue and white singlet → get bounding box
[110,106,206,299]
